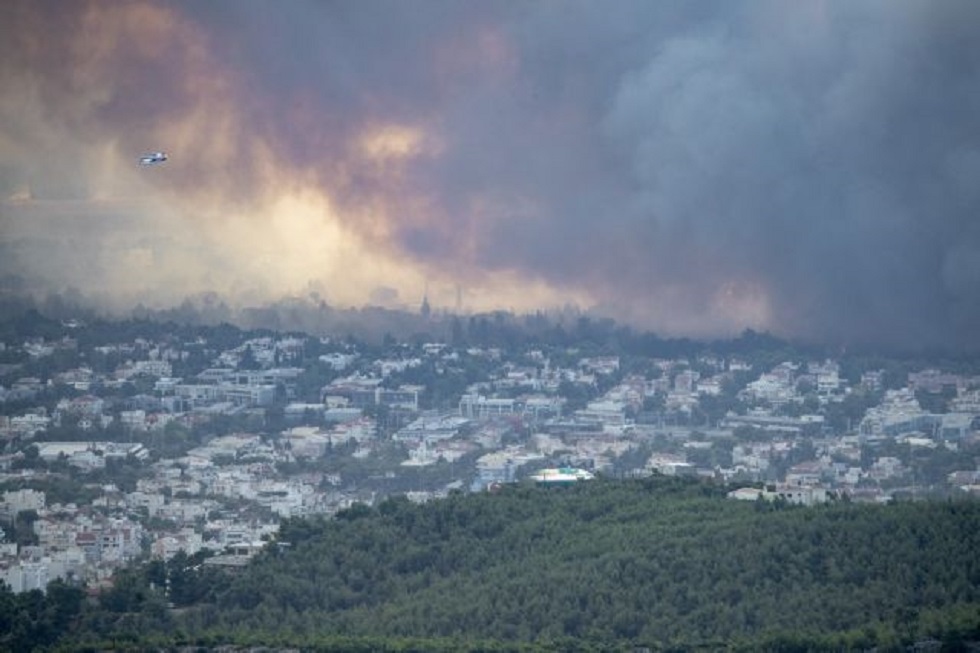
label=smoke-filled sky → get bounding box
[2,1,980,350]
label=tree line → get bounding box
[24,476,980,651]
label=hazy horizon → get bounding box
[3,1,980,351]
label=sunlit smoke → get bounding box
[3,0,980,350]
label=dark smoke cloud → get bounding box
[3,1,980,350]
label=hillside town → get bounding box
[2,313,980,593]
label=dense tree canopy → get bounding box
[41,477,980,651]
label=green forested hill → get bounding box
[57,477,980,651]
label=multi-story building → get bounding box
[2,488,46,516]
[459,395,517,419]
[574,399,627,430]
[327,378,419,410]
[2,560,48,593]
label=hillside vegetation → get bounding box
[54,477,980,651]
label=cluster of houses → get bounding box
[1,326,980,592]
[1,488,142,592]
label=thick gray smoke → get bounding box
[3,1,980,350]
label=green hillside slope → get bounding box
[62,477,980,651]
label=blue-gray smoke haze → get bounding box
[2,1,980,350]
